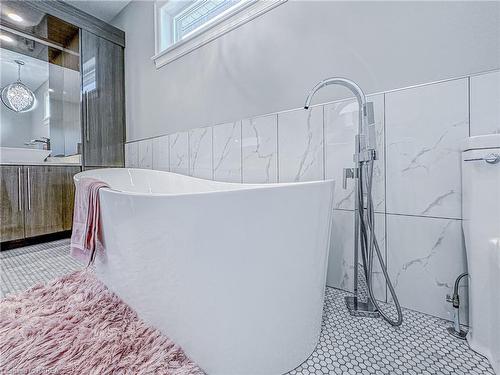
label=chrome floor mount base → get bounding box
[447,327,467,340]
[345,296,380,318]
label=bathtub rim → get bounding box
[75,168,335,198]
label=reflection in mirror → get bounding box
[0,46,81,159]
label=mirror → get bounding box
[0,47,81,158]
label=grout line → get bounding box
[468,76,471,137]
[276,113,280,182]
[167,135,171,172]
[385,212,463,221]
[322,105,326,180]
[334,207,462,221]
[240,120,243,183]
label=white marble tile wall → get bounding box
[137,139,153,169]
[125,142,138,168]
[189,127,213,179]
[278,106,324,182]
[242,115,278,183]
[152,135,169,171]
[124,70,499,322]
[169,132,189,175]
[387,214,468,322]
[213,121,242,182]
[470,70,500,136]
[385,78,468,219]
[327,210,387,302]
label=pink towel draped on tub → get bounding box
[70,177,109,266]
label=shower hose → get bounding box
[357,158,403,327]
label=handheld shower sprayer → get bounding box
[304,77,403,327]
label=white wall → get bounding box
[112,1,500,142]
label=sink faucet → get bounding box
[25,137,50,150]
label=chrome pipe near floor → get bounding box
[446,272,468,339]
[304,77,403,327]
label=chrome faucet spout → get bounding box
[25,137,50,150]
[303,77,375,152]
[304,77,367,112]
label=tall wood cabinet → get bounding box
[0,165,80,243]
[81,30,125,168]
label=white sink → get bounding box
[0,147,51,164]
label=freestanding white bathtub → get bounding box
[74,168,335,375]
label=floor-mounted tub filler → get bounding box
[305,77,403,327]
[74,168,335,375]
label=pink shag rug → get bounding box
[0,270,203,375]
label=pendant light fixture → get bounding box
[1,60,36,113]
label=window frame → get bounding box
[152,0,287,69]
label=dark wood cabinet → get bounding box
[0,165,81,243]
[81,30,125,168]
[0,166,25,241]
[24,166,64,238]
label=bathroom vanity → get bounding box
[0,164,81,243]
[0,2,126,247]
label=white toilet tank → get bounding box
[461,134,500,374]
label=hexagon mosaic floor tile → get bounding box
[0,239,495,374]
[286,288,494,375]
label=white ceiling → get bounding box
[63,1,131,23]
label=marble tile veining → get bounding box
[325,94,385,212]
[213,121,242,182]
[278,107,324,182]
[470,70,500,136]
[242,114,278,183]
[169,132,189,175]
[125,142,139,168]
[152,135,170,171]
[386,78,469,219]
[189,127,213,179]
[386,214,468,323]
[137,139,153,169]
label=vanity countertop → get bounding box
[0,148,82,166]
[0,161,81,167]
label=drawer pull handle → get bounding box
[17,167,21,211]
[27,167,31,211]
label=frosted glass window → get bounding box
[157,0,245,51]
[173,0,241,41]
